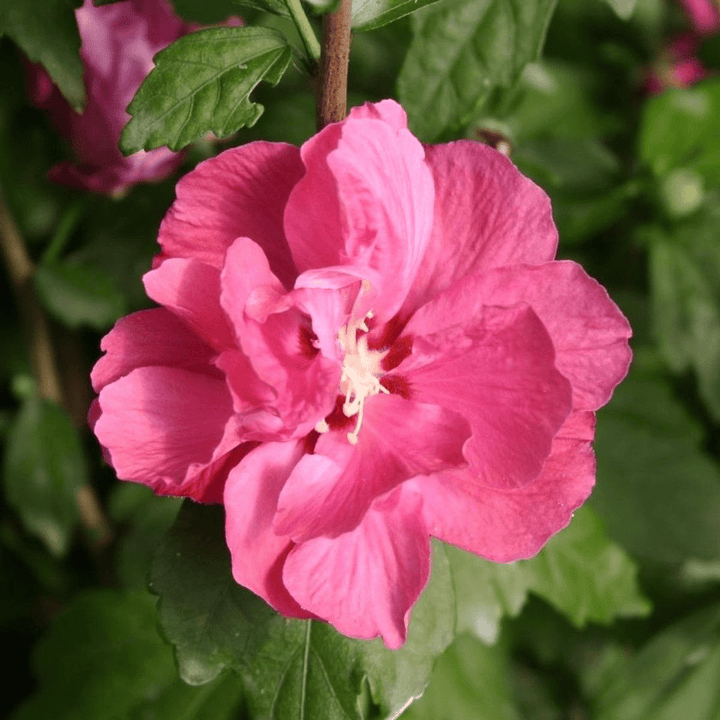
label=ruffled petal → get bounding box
[413,411,596,562]
[283,485,430,648]
[224,441,312,618]
[460,262,631,411]
[221,238,340,434]
[158,142,304,287]
[274,395,470,541]
[143,258,235,352]
[91,308,218,393]
[346,99,410,128]
[403,262,631,412]
[401,141,558,316]
[287,113,434,321]
[399,304,573,489]
[94,366,237,500]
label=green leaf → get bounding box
[448,506,649,641]
[595,603,720,720]
[647,208,720,419]
[351,0,441,31]
[397,0,559,141]
[600,0,638,20]
[520,506,651,626]
[3,396,86,557]
[128,672,245,720]
[151,501,455,718]
[0,0,85,110]
[590,350,720,563]
[401,634,522,720]
[640,79,720,187]
[34,261,128,331]
[121,27,292,153]
[223,0,290,17]
[11,591,177,720]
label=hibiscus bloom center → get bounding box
[315,311,389,445]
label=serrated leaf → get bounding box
[448,506,649,642]
[640,79,720,187]
[34,261,128,331]
[351,0,441,31]
[600,0,638,20]
[590,350,720,563]
[595,603,720,720]
[151,501,454,719]
[401,634,522,720]
[3,396,86,557]
[11,591,177,720]
[0,0,85,110]
[121,27,292,153]
[397,0,559,141]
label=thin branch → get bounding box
[0,189,112,552]
[286,0,322,64]
[316,0,353,130]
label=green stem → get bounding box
[286,0,321,64]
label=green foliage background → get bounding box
[2,0,720,718]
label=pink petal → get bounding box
[286,115,434,321]
[399,304,573,489]
[412,411,596,562]
[143,258,235,352]
[283,485,430,648]
[221,238,340,433]
[274,395,470,541]
[91,308,218,393]
[401,141,558,316]
[94,366,237,500]
[406,261,632,411]
[158,142,304,287]
[346,99,410,129]
[224,441,312,618]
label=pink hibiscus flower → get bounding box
[91,100,631,648]
[27,0,195,195]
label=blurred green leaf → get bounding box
[121,27,292,153]
[520,506,651,626]
[448,506,649,643]
[0,0,84,110]
[601,0,638,19]
[11,591,176,720]
[227,0,290,16]
[595,603,720,720]
[352,0,441,31]
[401,634,522,720]
[591,351,720,562]
[171,0,263,21]
[128,672,245,720]
[397,0,558,141]
[647,207,720,419]
[108,484,182,591]
[640,79,720,187]
[151,501,454,718]
[3,396,86,557]
[34,261,128,331]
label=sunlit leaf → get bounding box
[121,27,292,153]
[601,0,638,20]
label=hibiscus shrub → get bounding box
[2,0,720,719]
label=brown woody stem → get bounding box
[316,0,352,130]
